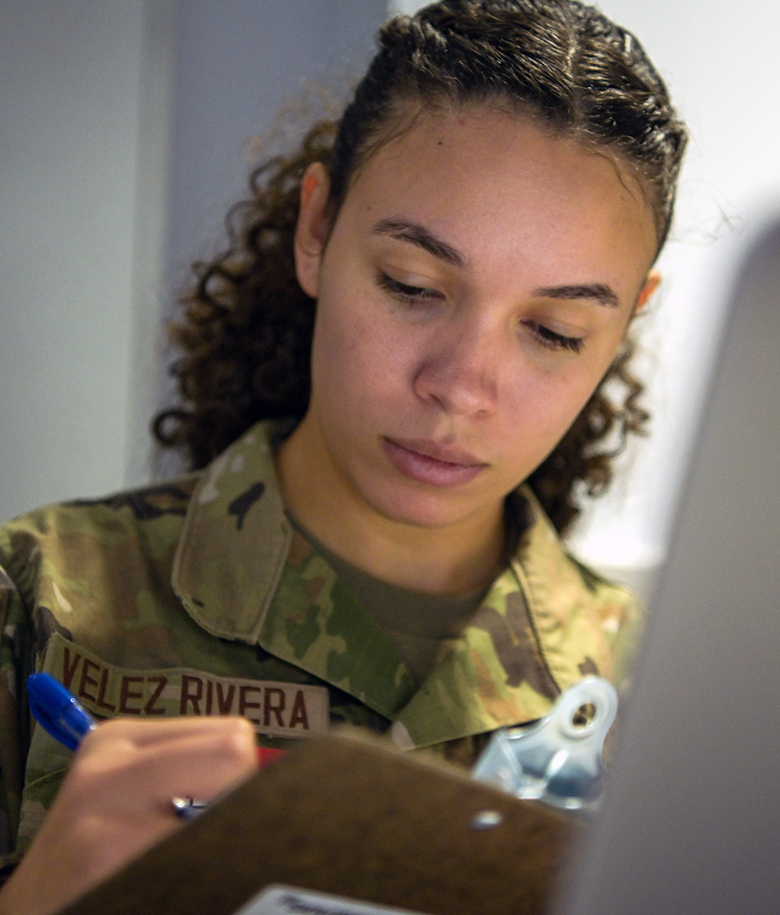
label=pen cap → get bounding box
[27,672,97,751]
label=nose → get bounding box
[413,316,500,417]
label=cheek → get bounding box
[501,362,609,450]
[310,298,407,410]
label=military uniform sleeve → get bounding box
[0,541,33,878]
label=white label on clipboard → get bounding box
[233,885,431,915]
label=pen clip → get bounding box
[27,672,97,751]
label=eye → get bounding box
[376,271,442,305]
[524,321,584,354]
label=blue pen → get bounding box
[27,672,97,751]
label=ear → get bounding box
[294,162,332,299]
[635,269,661,314]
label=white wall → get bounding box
[0,0,148,522]
[0,0,385,523]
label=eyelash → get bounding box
[376,271,441,304]
[377,271,584,354]
[524,322,584,354]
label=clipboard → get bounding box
[57,730,578,915]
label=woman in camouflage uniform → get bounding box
[0,1,686,912]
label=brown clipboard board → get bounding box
[57,730,578,915]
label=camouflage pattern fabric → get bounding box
[0,421,641,868]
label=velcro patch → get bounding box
[40,633,329,738]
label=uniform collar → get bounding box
[393,490,631,749]
[172,422,292,643]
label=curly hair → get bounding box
[154,0,687,535]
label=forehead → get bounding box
[338,105,658,280]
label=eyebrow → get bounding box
[371,218,466,269]
[532,283,620,308]
[372,218,620,308]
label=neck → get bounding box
[275,425,505,596]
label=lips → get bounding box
[382,437,487,487]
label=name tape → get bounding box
[41,634,329,738]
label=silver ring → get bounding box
[171,796,208,820]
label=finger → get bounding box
[69,718,258,813]
[80,713,256,750]
[116,727,258,805]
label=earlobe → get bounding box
[635,269,661,313]
[294,163,332,299]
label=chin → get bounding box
[362,485,485,531]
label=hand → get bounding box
[0,715,258,915]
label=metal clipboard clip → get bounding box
[472,676,618,812]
